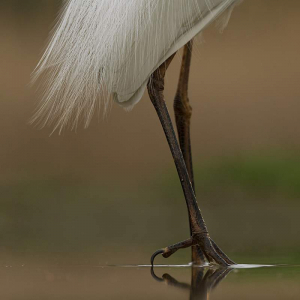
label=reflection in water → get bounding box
[0,262,299,299]
[151,266,232,300]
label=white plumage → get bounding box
[33,0,241,131]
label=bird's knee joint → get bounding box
[174,99,192,119]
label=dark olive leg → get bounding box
[173,41,235,265]
[148,55,229,267]
[174,41,195,190]
[174,41,205,265]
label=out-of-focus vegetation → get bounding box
[1,153,300,266]
[162,153,300,199]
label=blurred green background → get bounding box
[0,0,300,267]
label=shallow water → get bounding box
[1,2,300,299]
[1,263,299,299]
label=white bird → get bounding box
[33,0,243,266]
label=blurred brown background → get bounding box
[0,0,300,266]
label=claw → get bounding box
[151,249,165,266]
[150,235,234,267]
[150,266,164,282]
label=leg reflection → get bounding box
[151,266,232,300]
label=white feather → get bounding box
[32,0,240,131]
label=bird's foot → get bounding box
[151,232,235,267]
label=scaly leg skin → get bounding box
[174,41,235,266]
[148,48,235,267]
[174,40,205,265]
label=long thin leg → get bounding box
[174,41,195,190]
[174,41,235,265]
[147,55,229,266]
[174,41,205,265]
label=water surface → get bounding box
[1,262,299,299]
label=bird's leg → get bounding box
[148,54,233,267]
[174,40,205,265]
[174,41,235,265]
[174,41,195,190]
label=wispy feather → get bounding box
[32,0,240,132]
